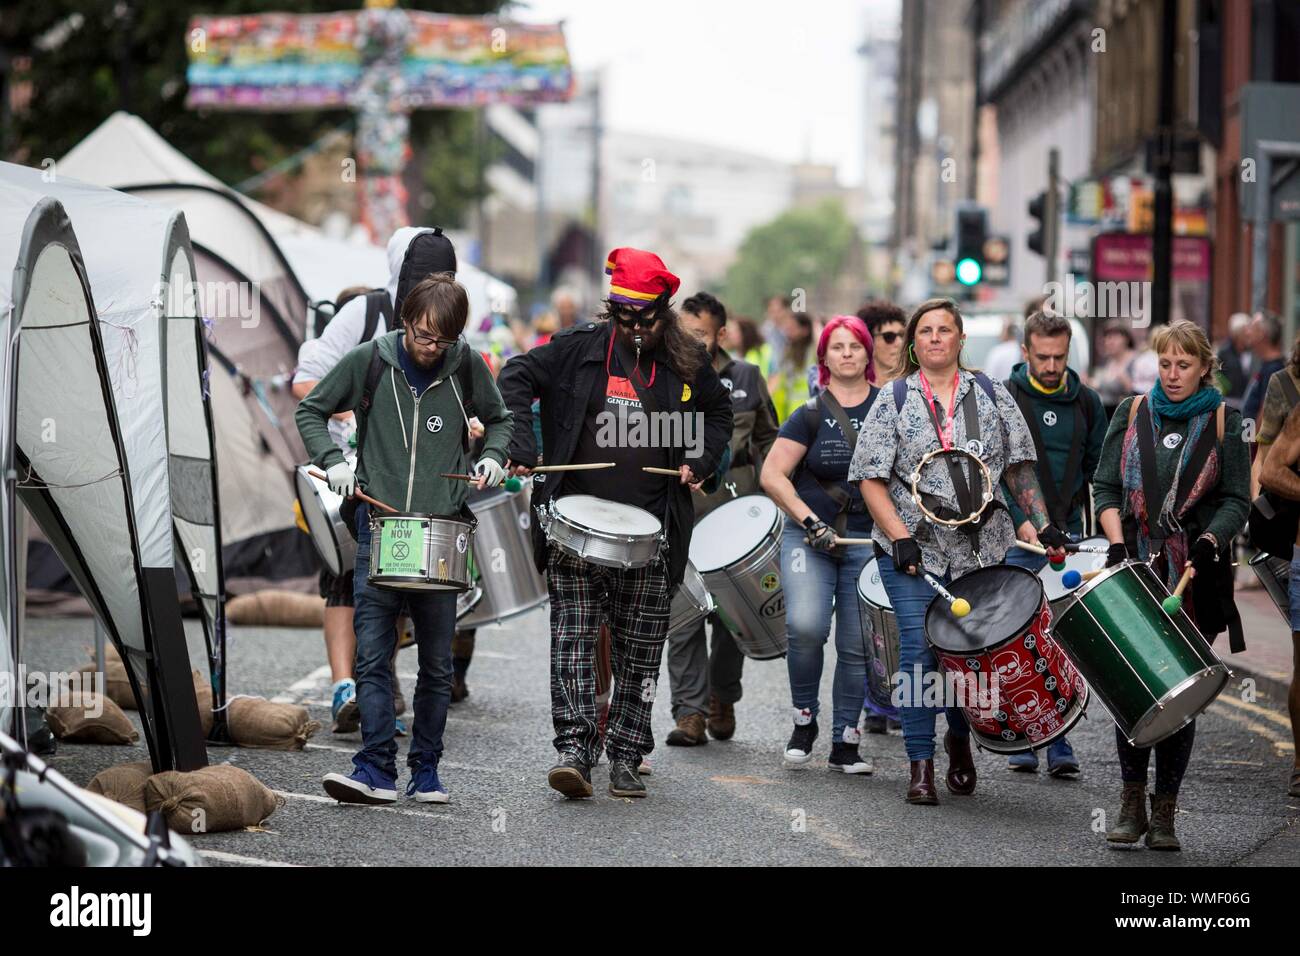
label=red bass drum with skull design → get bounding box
[924,564,1089,754]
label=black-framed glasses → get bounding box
[407,328,459,349]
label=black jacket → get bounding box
[498,321,733,588]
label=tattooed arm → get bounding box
[1003,460,1050,530]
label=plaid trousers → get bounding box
[546,548,671,766]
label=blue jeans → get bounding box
[875,554,969,761]
[780,522,872,744]
[353,505,457,780]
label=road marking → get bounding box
[303,742,504,773]
[708,777,877,864]
[1208,701,1296,757]
[271,664,333,704]
[273,788,459,820]
[1214,693,1295,733]
[198,849,300,867]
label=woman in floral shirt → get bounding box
[848,298,1068,806]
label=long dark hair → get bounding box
[783,311,814,370]
[599,293,706,380]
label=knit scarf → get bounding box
[1119,385,1221,589]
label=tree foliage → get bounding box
[723,199,857,319]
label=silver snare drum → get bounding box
[459,484,549,627]
[367,512,475,591]
[1249,551,1291,626]
[1038,536,1109,618]
[667,561,715,638]
[543,495,663,569]
[856,557,900,715]
[295,463,356,577]
[689,495,786,660]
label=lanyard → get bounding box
[918,369,960,450]
[606,326,655,387]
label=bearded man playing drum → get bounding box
[498,248,732,799]
[298,274,515,805]
[849,298,1069,805]
[1094,320,1249,850]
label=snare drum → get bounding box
[1248,551,1291,627]
[544,495,663,569]
[1051,560,1229,748]
[1038,536,1108,617]
[295,464,356,576]
[856,558,900,718]
[689,495,786,660]
[367,512,475,591]
[458,484,549,627]
[926,565,1088,754]
[668,561,715,638]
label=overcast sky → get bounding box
[512,0,900,187]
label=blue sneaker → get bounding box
[395,717,408,737]
[406,763,449,804]
[323,762,397,805]
[1008,750,1040,772]
[1046,737,1080,777]
[331,679,359,734]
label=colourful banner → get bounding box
[185,10,573,110]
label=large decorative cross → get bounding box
[186,0,571,240]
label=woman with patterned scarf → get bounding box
[1093,320,1250,851]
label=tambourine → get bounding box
[908,446,994,527]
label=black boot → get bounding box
[1106,783,1149,845]
[1146,793,1181,851]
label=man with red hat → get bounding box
[499,248,733,799]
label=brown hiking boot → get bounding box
[666,713,708,746]
[1146,793,1181,851]
[707,695,735,740]
[1106,783,1149,844]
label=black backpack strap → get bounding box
[1173,410,1221,513]
[361,289,391,344]
[454,348,477,454]
[893,377,908,413]
[354,342,387,464]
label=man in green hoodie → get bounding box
[297,274,513,805]
[1000,309,1107,776]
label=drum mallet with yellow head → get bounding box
[922,572,971,618]
[1161,565,1196,614]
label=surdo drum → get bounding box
[295,463,357,577]
[1050,560,1229,748]
[367,512,475,591]
[1038,536,1109,617]
[668,561,715,638]
[458,483,549,627]
[689,495,786,660]
[925,565,1088,754]
[856,557,900,718]
[543,495,664,569]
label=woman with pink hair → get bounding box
[760,315,881,773]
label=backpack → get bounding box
[310,288,391,342]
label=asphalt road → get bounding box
[22,609,1300,867]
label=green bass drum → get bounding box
[1051,560,1230,748]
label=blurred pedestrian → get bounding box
[1217,312,1254,409]
[769,311,815,422]
[983,316,1023,383]
[1243,310,1285,432]
[1092,320,1139,418]
[856,300,907,385]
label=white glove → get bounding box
[474,457,505,489]
[326,461,356,498]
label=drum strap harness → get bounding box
[915,372,996,560]
[1008,380,1086,530]
[1132,397,1244,652]
[795,390,871,544]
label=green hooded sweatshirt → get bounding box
[296,331,513,516]
[1000,362,1107,533]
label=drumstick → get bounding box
[1161,565,1196,614]
[1012,539,1066,570]
[308,468,397,513]
[922,572,971,618]
[641,466,682,476]
[1062,566,1108,589]
[834,536,874,545]
[440,472,524,492]
[530,462,616,473]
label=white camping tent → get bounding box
[60,115,317,593]
[0,174,204,768]
[0,162,226,731]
